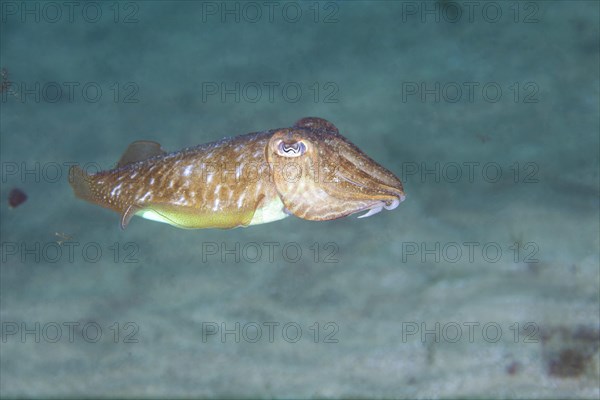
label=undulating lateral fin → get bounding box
[117,141,165,167]
[69,166,94,202]
[120,204,142,230]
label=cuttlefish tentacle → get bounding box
[69,117,405,229]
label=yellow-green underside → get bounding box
[135,197,289,229]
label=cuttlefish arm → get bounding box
[266,117,405,221]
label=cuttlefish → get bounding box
[69,117,405,229]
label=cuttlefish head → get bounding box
[266,117,405,221]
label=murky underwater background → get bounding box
[1,1,599,398]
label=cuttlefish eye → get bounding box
[276,140,307,158]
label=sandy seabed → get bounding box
[1,1,598,398]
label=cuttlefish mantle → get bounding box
[69,117,405,229]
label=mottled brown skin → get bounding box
[268,117,405,221]
[69,117,405,229]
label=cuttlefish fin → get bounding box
[69,165,94,202]
[69,168,143,228]
[117,141,166,167]
[120,204,143,230]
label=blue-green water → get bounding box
[1,1,599,397]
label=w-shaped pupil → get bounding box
[279,141,305,155]
[283,143,300,153]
